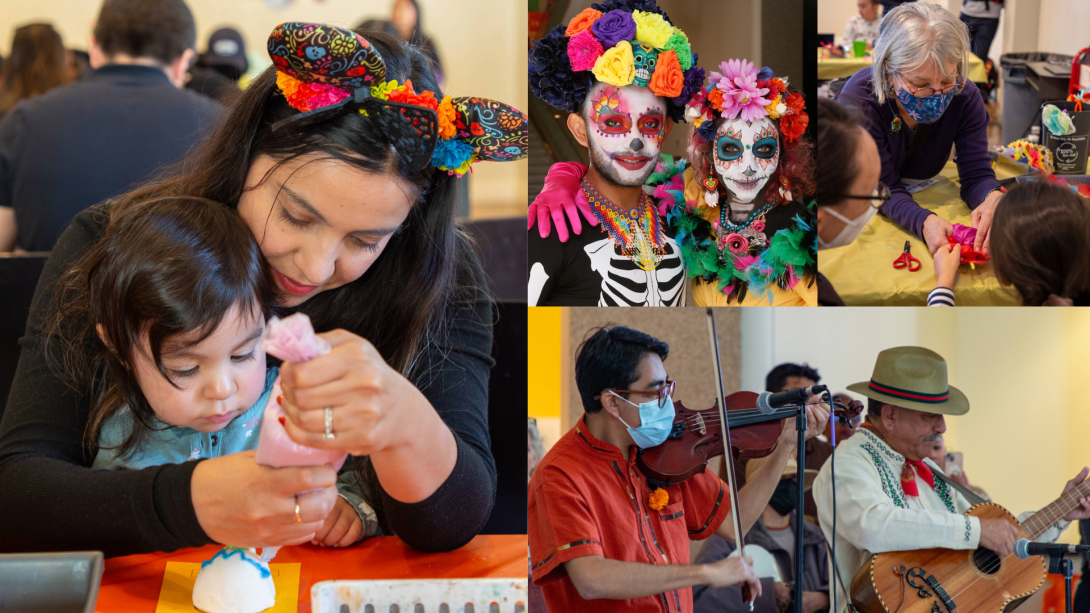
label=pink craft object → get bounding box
[255,313,347,471]
[949,223,990,265]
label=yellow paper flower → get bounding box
[632,11,674,49]
[437,96,458,140]
[371,79,400,100]
[592,40,635,87]
[649,488,669,511]
[766,94,785,119]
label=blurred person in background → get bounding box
[186,27,246,103]
[0,24,71,119]
[0,0,219,253]
[359,0,444,86]
[843,0,882,50]
[959,0,1002,63]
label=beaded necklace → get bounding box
[582,176,667,271]
[718,200,773,250]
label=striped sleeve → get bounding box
[927,287,955,307]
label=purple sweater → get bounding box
[838,69,1001,238]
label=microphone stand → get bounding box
[792,398,807,613]
[1046,553,1075,613]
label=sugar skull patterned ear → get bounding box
[268,22,387,89]
[448,98,529,162]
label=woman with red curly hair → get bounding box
[529,59,817,306]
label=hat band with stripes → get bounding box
[869,379,949,404]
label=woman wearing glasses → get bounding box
[816,98,962,306]
[836,2,1002,258]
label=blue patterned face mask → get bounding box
[894,82,958,125]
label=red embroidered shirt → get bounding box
[528,415,732,613]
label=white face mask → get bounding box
[714,117,779,204]
[818,205,878,250]
[585,84,667,187]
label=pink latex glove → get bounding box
[528,161,596,242]
[255,314,348,471]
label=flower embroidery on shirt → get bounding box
[189,446,201,461]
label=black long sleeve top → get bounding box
[0,203,496,557]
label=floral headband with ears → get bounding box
[268,22,528,176]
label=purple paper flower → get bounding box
[529,25,596,112]
[591,10,637,48]
[671,65,705,108]
[592,0,669,21]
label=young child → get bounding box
[47,197,377,547]
[991,181,1090,306]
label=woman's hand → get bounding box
[971,190,1002,256]
[921,214,954,256]
[312,496,363,547]
[279,329,457,503]
[933,241,960,288]
[190,450,338,547]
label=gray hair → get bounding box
[871,2,969,104]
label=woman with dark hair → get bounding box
[391,0,444,85]
[0,23,527,556]
[0,23,71,118]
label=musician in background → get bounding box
[528,325,830,613]
[693,455,830,613]
[813,346,1090,610]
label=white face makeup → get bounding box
[714,117,780,204]
[585,83,667,187]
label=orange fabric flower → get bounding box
[436,96,457,140]
[780,111,809,143]
[785,92,806,114]
[386,80,439,111]
[706,87,726,112]
[648,488,669,511]
[565,8,604,37]
[648,50,684,98]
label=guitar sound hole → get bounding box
[972,548,1002,575]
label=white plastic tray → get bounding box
[311,578,527,613]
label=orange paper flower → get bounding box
[706,87,726,112]
[437,96,457,140]
[387,80,439,111]
[565,8,604,37]
[649,488,669,511]
[648,50,684,98]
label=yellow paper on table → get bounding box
[819,160,1022,306]
[154,561,300,613]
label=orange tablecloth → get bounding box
[96,534,527,612]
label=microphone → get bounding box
[1014,539,1090,559]
[756,385,829,414]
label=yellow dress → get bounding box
[679,168,817,307]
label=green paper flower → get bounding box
[664,32,692,71]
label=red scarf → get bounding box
[862,424,935,497]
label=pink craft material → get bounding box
[949,223,990,265]
[255,313,348,471]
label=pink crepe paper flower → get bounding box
[718,73,770,121]
[567,30,605,72]
[710,59,758,91]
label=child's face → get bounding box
[133,303,268,433]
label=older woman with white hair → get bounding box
[838,2,1002,257]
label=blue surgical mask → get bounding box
[894,83,957,125]
[610,391,676,449]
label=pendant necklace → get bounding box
[718,200,773,251]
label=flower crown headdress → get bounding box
[528,0,704,122]
[685,60,809,145]
[269,22,528,176]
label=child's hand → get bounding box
[312,496,362,548]
[933,241,960,289]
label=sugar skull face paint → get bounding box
[714,117,779,204]
[585,83,666,187]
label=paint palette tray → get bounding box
[0,551,104,613]
[311,578,527,613]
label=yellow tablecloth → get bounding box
[818,50,987,82]
[818,157,1027,306]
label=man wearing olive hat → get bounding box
[813,346,1090,611]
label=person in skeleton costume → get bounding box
[530,59,817,306]
[526,0,704,306]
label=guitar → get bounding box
[849,477,1090,613]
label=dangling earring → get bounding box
[778,175,793,202]
[703,174,720,206]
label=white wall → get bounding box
[1037,0,1090,56]
[0,0,527,216]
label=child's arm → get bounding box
[928,242,960,307]
[312,467,380,547]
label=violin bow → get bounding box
[705,308,754,610]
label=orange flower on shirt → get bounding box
[649,488,669,510]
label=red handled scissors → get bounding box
[893,240,921,271]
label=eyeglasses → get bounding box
[895,73,964,98]
[831,182,891,208]
[609,380,676,408]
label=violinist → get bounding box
[528,325,830,613]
